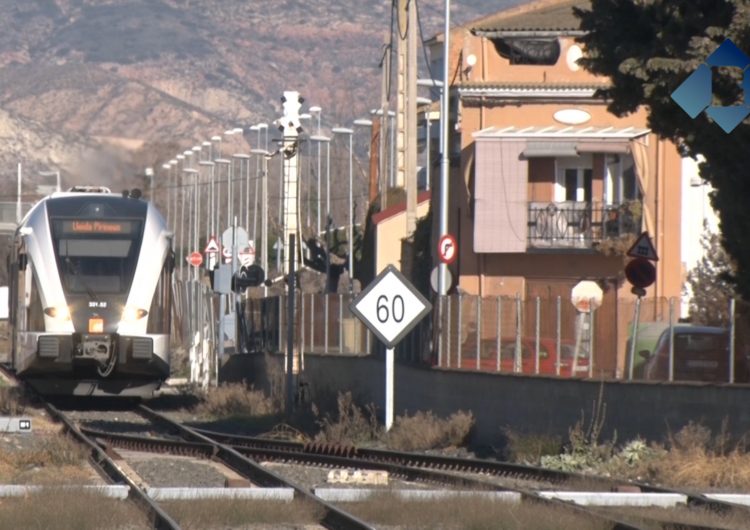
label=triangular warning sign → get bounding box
[626,232,658,261]
[204,237,220,253]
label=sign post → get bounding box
[350,265,432,430]
[625,232,658,379]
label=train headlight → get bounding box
[121,306,148,322]
[44,306,71,320]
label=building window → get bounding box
[604,155,641,205]
[556,156,592,203]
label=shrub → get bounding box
[194,382,276,418]
[386,410,474,452]
[313,392,382,445]
[502,429,562,464]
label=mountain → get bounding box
[0,0,523,200]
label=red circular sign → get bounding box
[188,251,203,267]
[625,257,656,289]
[438,234,457,265]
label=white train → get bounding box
[6,187,174,396]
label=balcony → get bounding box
[527,201,641,249]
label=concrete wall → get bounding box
[223,353,750,451]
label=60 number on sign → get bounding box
[377,294,405,324]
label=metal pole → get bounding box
[16,163,21,223]
[286,234,296,418]
[514,294,522,373]
[457,292,462,368]
[556,296,562,376]
[535,296,541,375]
[589,299,595,378]
[437,0,451,298]
[668,297,675,382]
[348,132,354,290]
[628,297,642,380]
[476,295,481,370]
[385,347,394,431]
[496,296,502,372]
[729,297,736,383]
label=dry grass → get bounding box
[0,490,150,530]
[313,391,383,446]
[639,422,750,490]
[502,429,563,464]
[345,494,609,530]
[193,381,278,419]
[0,432,91,484]
[0,386,27,416]
[164,498,324,529]
[387,410,475,451]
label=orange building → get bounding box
[425,0,683,377]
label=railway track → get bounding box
[76,405,750,530]
[3,363,747,530]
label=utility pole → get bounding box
[397,0,418,236]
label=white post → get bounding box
[16,163,22,222]
[386,346,394,431]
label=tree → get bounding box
[574,0,750,298]
[686,222,736,325]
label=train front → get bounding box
[13,191,174,396]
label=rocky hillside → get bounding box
[0,0,520,198]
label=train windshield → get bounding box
[52,219,143,295]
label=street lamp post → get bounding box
[353,118,373,203]
[332,127,354,291]
[251,148,271,295]
[214,158,231,234]
[199,160,215,241]
[233,153,251,232]
[310,106,323,234]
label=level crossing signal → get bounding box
[231,264,266,293]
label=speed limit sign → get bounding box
[350,264,432,349]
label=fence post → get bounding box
[446,295,452,368]
[534,296,541,375]
[514,294,522,373]
[589,298,595,379]
[325,294,329,354]
[556,296,561,376]
[668,297,675,382]
[339,293,344,354]
[437,296,444,367]
[301,292,305,360]
[730,297,736,384]
[496,296,502,372]
[310,294,314,353]
[457,292,463,368]
[476,295,482,370]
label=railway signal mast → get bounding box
[275,91,304,275]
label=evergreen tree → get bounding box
[575,0,750,298]
[686,222,736,325]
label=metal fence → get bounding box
[230,291,750,384]
[172,279,217,388]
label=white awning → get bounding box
[474,125,651,140]
[522,141,578,158]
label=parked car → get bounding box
[640,325,750,383]
[457,337,589,377]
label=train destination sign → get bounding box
[350,264,432,349]
[61,220,135,235]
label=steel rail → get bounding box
[136,405,375,530]
[83,426,644,530]
[43,401,182,530]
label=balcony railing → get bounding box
[528,201,641,249]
